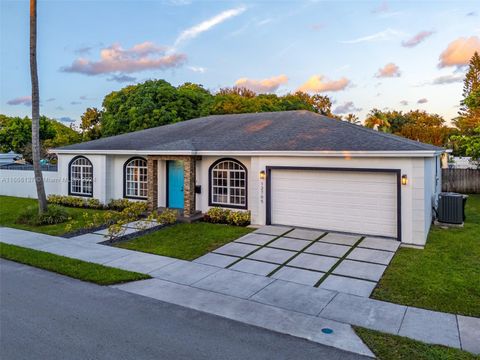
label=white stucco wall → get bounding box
[52,153,438,246]
[57,154,108,203]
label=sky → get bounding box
[1,0,480,127]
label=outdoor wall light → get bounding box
[260,170,266,180]
[401,174,408,186]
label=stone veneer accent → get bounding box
[147,155,197,217]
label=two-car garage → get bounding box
[266,167,401,240]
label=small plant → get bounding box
[16,205,69,226]
[156,208,178,225]
[204,207,251,226]
[134,208,178,231]
[106,201,148,241]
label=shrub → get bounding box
[47,195,144,211]
[204,207,229,224]
[107,198,137,211]
[16,205,69,226]
[226,210,251,226]
[204,207,250,226]
[47,195,103,209]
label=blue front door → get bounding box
[168,160,184,209]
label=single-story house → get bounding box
[53,110,444,246]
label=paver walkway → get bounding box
[1,226,479,357]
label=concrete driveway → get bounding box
[195,225,400,297]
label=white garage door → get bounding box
[270,169,398,238]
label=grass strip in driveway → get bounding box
[0,243,150,285]
[372,194,480,317]
[115,222,253,261]
[354,327,477,360]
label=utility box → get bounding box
[437,192,468,225]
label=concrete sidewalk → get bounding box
[1,226,479,356]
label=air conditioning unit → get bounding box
[437,192,468,225]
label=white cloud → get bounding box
[438,36,480,67]
[431,74,464,85]
[375,63,401,78]
[297,75,350,93]
[417,98,428,104]
[174,6,246,48]
[187,66,206,73]
[235,74,288,93]
[341,28,403,44]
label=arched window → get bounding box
[124,157,148,199]
[209,159,247,209]
[69,156,93,197]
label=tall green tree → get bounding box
[0,115,80,162]
[100,80,214,136]
[454,51,480,134]
[80,107,102,141]
[398,110,452,146]
[29,0,47,213]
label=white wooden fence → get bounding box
[0,167,61,198]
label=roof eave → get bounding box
[51,149,444,158]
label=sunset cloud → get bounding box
[297,75,350,93]
[334,101,362,114]
[174,6,246,48]
[7,96,31,106]
[375,63,401,78]
[62,42,186,75]
[402,31,434,48]
[438,36,480,67]
[235,74,288,93]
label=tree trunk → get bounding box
[30,0,48,213]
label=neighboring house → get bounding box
[53,111,444,246]
[0,151,22,167]
[448,156,479,169]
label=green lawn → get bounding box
[0,195,113,236]
[355,327,478,360]
[372,194,480,317]
[0,243,150,285]
[115,222,253,260]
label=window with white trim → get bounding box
[125,158,148,198]
[211,159,246,207]
[69,157,93,196]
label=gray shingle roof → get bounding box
[56,110,442,152]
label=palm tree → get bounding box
[343,113,361,125]
[30,0,48,213]
[364,108,391,132]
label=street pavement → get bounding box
[0,259,369,360]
